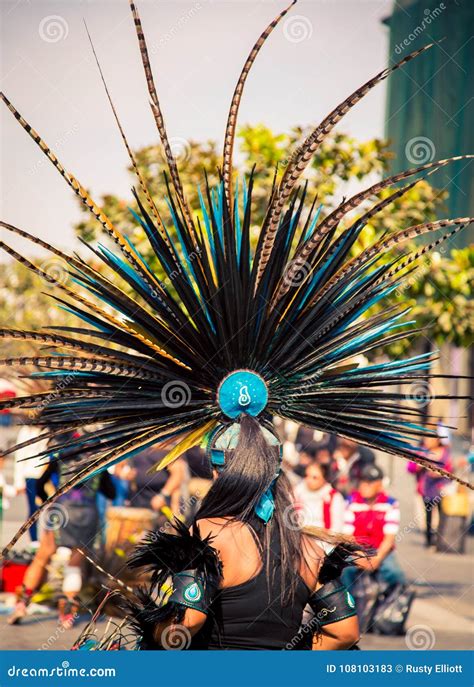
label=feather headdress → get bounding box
[1,0,473,556]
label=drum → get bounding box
[105,506,155,554]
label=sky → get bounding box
[1,0,393,256]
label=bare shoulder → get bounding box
[195,518,257,556]
[301,532,326,563]
[194,517,237,549]
[299,532,326,592]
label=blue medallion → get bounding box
[217,370,268,419]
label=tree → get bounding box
[402,246,473,348]
[2,126,471,359]
[0,261,77,357]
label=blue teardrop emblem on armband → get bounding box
[218,370,268,419]
[346,591,355,609]
[184,582,202,603]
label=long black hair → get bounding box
[195,414,302,604]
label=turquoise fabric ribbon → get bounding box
[207,419,282,524]
[255,467,281,524]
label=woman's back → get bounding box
[192,518,320,649]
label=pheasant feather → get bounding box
[1,1,472,558]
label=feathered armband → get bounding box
[309,579,357,627]
[124,519,222,650]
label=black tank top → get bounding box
[192,525,311,650]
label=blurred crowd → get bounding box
[0,414,470,633]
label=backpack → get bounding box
[371,583,416,636]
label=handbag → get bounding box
[441,487,469,518]
[371,583,415,635]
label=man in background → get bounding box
[333,437,376,497]
[342,464,405,589]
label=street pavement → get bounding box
[0,449,472,651]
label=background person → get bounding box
[342,465,405,590]
[413,433,453,548]
[13,419,50,543]
[333,437,376,497]
[8,432,115,628]
[293,441,318,478]
[294,462,345,532]
[127,448,186,514]
[183,445,213,517]
[314,445,339,485]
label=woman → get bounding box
[126,416,361,650]
[9,431,115,628]
[13,418,50,542]
[294,461,346,532]
[413,434,452,548]
[127,448,186,514]
[3,0,471,653]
